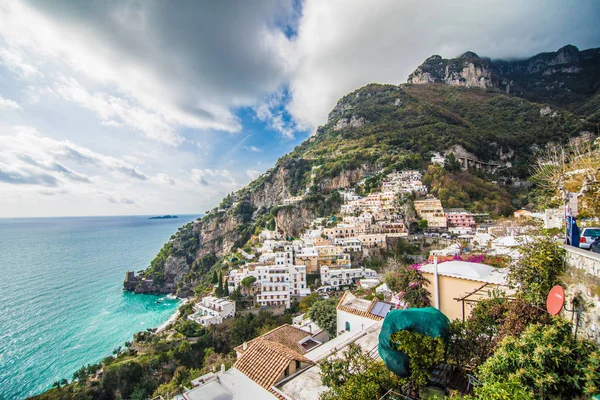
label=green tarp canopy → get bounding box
[378,307,450,377]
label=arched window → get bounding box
[345,321,350,331]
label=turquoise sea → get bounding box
[0,215,200,400]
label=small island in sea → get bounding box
[148,215,178,220]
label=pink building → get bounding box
[445,209,476,229]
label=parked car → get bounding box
[591,237,600,254]
[579,227,600,250]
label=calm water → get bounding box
[0,215,200,400]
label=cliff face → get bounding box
[275,204,317,238]
[249,166,292,209]
[408,45,600,110]
[407,53,494,89]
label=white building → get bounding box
[274,244,295,266]
[544,208,563,229]
[283,195,303,205]
[258,229,282,242]
[332,237,362,252]
[292,314,330,343]
[184,365,277,400]
[256,264,308,308]
[340,189,362,202]
[431,152,446,165]
[188,296,236,326]
[320,266,377,289]
[335,291,388,335]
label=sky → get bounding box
[0,0,599,217]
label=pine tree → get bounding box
[212,270,218,284]
[224,279,230,297]
[215,271,224,297]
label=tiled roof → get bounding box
[234,324,310,355]
[234,339,314,398]
[336,291,384,321]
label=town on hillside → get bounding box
[168,158,600,400]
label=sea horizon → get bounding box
[0,214,201,400]
[0,213,198,220]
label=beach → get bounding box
[156,297,191,333]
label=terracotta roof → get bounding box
[336,291,384,321]
[234,323,310,355]
[234,339,314,398]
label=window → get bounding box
[345,321,351,331]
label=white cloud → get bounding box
[152,173,176,186]
[0,95,21,110]
[52,75,182,145]
[0,0,295,143]
[287,0,600,128]
[253,89,297,139]
[0,47,42,79]
[0,125,148,188]
[246,169,261,180]
[243,145,262,153]
[190,168,235,186]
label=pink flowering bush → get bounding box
[385,263,431,308]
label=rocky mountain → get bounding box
[125,45,600,295]
[407,44,600,112]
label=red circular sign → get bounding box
[546,285,565,315]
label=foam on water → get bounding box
[0,215,199,399]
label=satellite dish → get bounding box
[546,285,565,315]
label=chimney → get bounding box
[221,363,226,374]
[242,341,248,351]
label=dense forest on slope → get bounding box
[125,45,600,296]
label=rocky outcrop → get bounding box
[274,204,317,238]
[333,115,368,131]
[197,213,244,258]
[249,166,292,209]
[407,45,600,109]
[409,45,600,111]
[408,52,494,89]
[319,166,373,192]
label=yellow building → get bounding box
[419,260,508,321]
[414,197,447,229]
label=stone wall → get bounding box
[563,245,600,342]
[565,245,600,276]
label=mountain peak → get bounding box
[407,44,600,107]
[459,51,480,60]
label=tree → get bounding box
[224,280,230,297]
[308,299,337,337]
[320,343,402,400]
[173,340,199,368]
[390,238,420,264]
[389,330,445,389]
[299,292,321,313]
[417,219,428,232]
[230,286,243,305]
[384,265,430,308]
[241,275,256,288]
[212,270,218,284]
[215,271,224,298]
[444,152,462,172]
[477,318,600,399]
[532,141,600,217]
[508,235,565,306]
